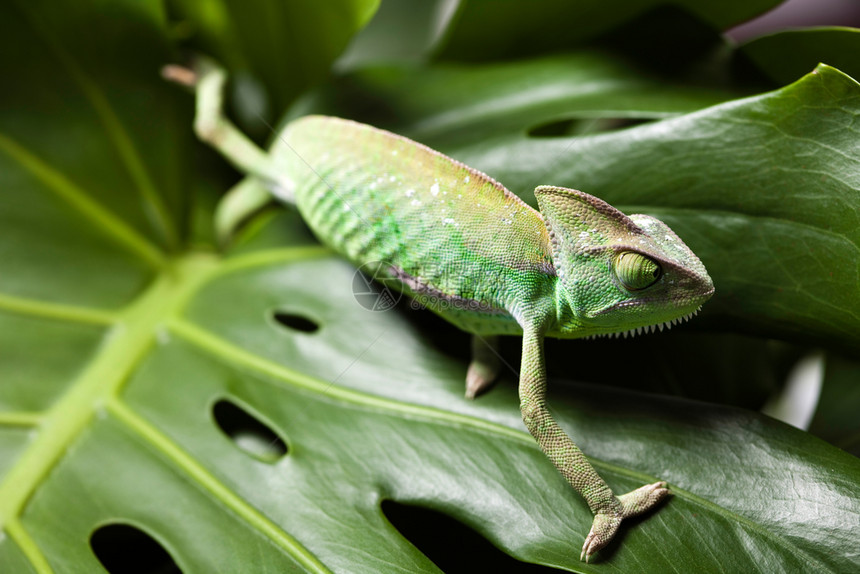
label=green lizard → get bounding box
[167,59,715,561]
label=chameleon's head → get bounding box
[535,186,714,338]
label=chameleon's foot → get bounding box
[580,481,669,562]
[580,510,622,562]
[465,334,501,399]
[465,361,498,399]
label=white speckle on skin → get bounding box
[411,199,421,206]
[156,327,170,345]
[579,231,590,239]
[430,183,440,196]
[457,194,462,198]
[391,150,398,156]
[389,175,396,182]
[464,175,470,183]
[665,234,675,241]
[443,217,455,225]
[405,189,415,197]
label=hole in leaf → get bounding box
[90,523,182,574]
[271,310,319,333]
[382,500,564,572]
[528,117,652,138]
[212,399,288,462]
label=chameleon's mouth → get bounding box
[584,306,702,340]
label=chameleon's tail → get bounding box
[163,58,295,243]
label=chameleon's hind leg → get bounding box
[163,58,293,242]
[465,335,501,399]
[165,58,291,193]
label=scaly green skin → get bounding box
[278,116,555,336]
[182,59,715,562]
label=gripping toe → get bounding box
[618,481,670,517]
[580,512,622,562]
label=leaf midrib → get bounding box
[0,254,215,550]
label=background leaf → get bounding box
[434,0,783,61]
[809,353,860,457]
[514,65,860,351]
[165,0,379,136]
[0,0,185,308]
[740,27,860,86]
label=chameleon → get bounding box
[166,59,715,561]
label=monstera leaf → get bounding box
[1,1,859,573]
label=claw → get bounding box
[580,511,622,562]
[160,64,197,87]
[465,334,500,399]
[580,481,670,561]
[465,363,497,398]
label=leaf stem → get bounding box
[5,518,53,574]
[0,254,216,533]
[0,412,42,427]
[0,293,116,325]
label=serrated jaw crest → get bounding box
[584,306,702,340]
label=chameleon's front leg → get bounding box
[518,329,669,561]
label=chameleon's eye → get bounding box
[614,252,661,291]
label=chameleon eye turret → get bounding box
[614,251,662,291]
